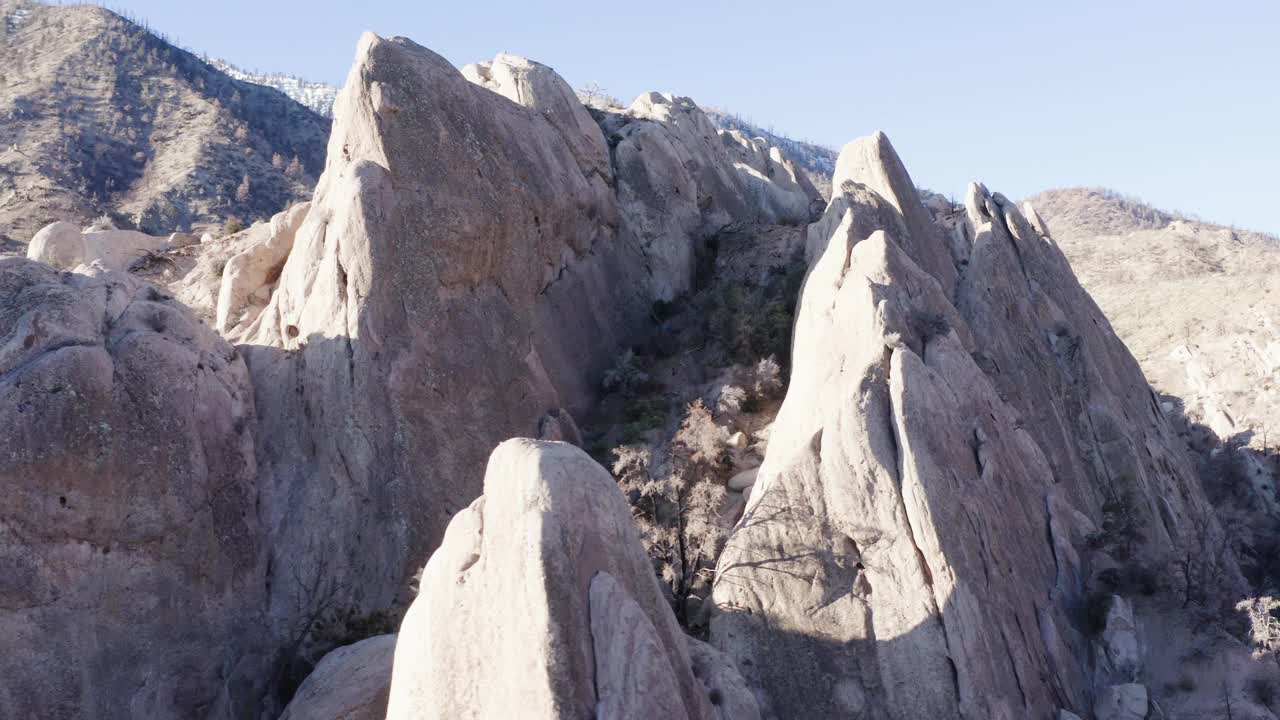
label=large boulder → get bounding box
[710,133,1236,718]
[26,221,175,271]
[385,439,719,720]
[280,635,396,720]
[0,259,267,718]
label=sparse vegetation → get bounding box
[1087,489,1146,561]
[705,264,804,366]
[613,399,730,630]
[602,349,652,398]
[0,2,327,241]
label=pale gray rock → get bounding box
[1098,595,1141,683]
[279,635,396,720]
[26,221,175,271]
[238,33,655,642]
[24,221,82,268]
[1094,683,1148,720]
[831,131,958,295]
[719,128,824,223]
[728,466,759,491]
[462,53,613,186]
[214,201,309,337]
[0,259,267,718]
[536,407,583,447]
[233,33,819,660]
[711,133,1235,719]
[385,439,711,720]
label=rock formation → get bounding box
[0,260,267,717]
[279,635,395,720]
[385,439,756,720]
[710,132,1237,719]
[226,32,820,652]
[1,13,1259,720]
[25,220,194,272]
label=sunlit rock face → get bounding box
[386,440,750,720]
[711,132,1236,719]
[233,32,824,660]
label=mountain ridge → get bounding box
[0,0,328,246]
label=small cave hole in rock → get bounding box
[58,496,67,508]
[286,325,300,339]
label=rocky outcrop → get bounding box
[26,221,178,271]
[236,35,647,640]
[720,128,824,224]
[1094,683,1148,720]
[280,635,395,720]
[226,32,826,659]
[710,133,1235,718]
[214,202,310,338]
[0,259,267,718]
[610,92,817,299]
[386,439,735,719]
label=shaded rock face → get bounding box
[0,259,266,719]
[386,439,736,720]
[280,635,395,720]
[710,133,1233,718]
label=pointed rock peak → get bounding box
[831,132,958,294]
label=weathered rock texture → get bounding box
[26,220,179,271]
[233,33,819,649]
[711,133,1234,718]
[386,440,749,719]
[279,635,395,720]
[0,259,267,718]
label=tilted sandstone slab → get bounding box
[0,259,267,718]
[711,133,1235,719]
[385,439,749,719]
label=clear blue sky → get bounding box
[105,0,1280,233]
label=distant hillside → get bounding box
[703,108,837,199]
[0,0,329,247]
[209,59,337,117]
[1028,186,1280,492]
